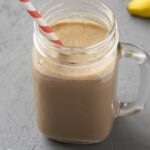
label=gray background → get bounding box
[0,0,150,149]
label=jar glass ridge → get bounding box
[33,0,119,66]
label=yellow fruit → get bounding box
[128,0,150,18]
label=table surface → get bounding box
[0,0,150,149]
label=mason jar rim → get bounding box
[34,0,117,56]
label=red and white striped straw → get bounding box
[19,0,63,46]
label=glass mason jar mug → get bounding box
[32,0,150,144]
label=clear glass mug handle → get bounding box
[116,42,150,117]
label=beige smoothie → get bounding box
[33,21,118,143]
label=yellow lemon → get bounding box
[128,0,150,18]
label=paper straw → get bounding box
[19,0,63,46]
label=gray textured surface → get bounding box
[0,0,150,149]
